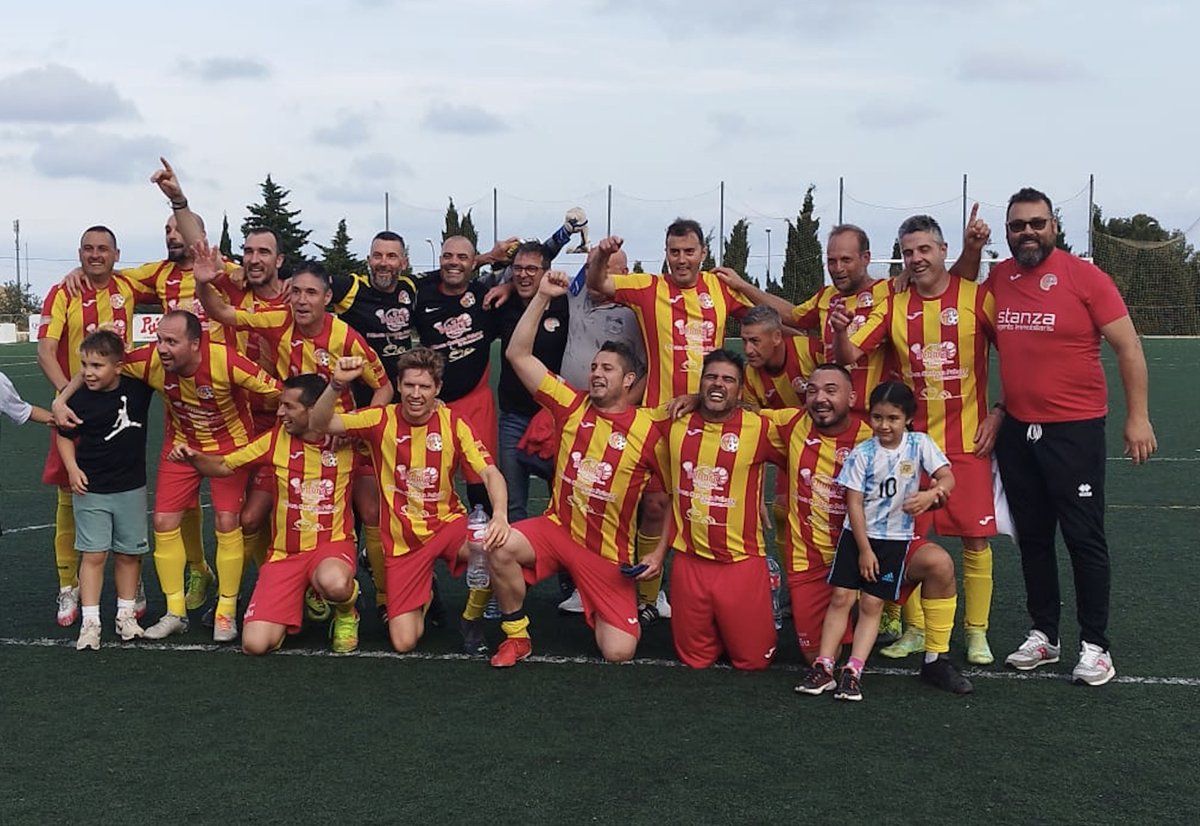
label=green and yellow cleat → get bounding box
[965,629,995,665]
[304,587,332,623]
[184,566,215,612]
[330,608,360,654]
[880,627,925,659]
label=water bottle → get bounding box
[465,505,490,590]
[766,555,783,631]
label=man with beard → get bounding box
[486,271,663,667]
[991,187,1155,686]
[639,349,786,671]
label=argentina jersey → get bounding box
[837,431,950,540]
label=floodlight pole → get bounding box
[765,227,772,281]
[12,219,19,290]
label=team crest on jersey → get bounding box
[698,292,715,310]
[320,450,339,467]
[857,291,873,308]
[425,432,443,452]
[398,292,412,304]
[898,460,916,477]
[195,385,215,400]
[1040,273,1058,292]
[543,317,560,333]
[607,432,627,450]
[460,292,476,308]
[791,376,808,393]
[940,308,959,326]
[314,349,331,367]
[720,433,739,453]
[835,447,852,463]
[110,293,126,309]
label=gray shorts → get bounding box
[73,487,150,555]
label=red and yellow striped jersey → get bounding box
[534,373,666,565]
[121,259,241,340]
[233,309,386,411]
[761,409,873,573]
[742,336,820,410]
[38,276,140,376]
[792,279,898,415]
[223,428,356,560]
[122,340,282,454]
[656,409,786,563]
[611,271,752,407]
[850,277,996,454]
[340,405,493,557]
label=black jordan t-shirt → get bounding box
[57,375,155,493]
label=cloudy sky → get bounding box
[1,0,1197,295]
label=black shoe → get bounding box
[376,603,389,625]
[920,655,974,695]
[637,602,660,627]
[833,667,863,702]
[795,663,836,695]
[201,604,215,629]
[460,618,489,657]
[426,577,445,628]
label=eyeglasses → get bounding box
[1006,217,1050,233]
[510,265,545,276]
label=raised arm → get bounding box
[190,240,238,327]
[829,297,865,365]
[1101,315,1157,464]
[586,235,623,299]
[505,271,569,393]
[947,202,990,283]
[711,266,797,321]
[151,157,206,248]
[310,357,364,435]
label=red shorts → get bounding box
[643,474,666,495]
[249,463,274,494]
[516,516,639,639]
[42,434,69,487]
[383,519,468,619]
[916,452,997,539]
[670,552,777,671]
[352,445,375,480]
[447,373,497,485]
[788,567,852,658]
[243,540,356,633]
[155,448,250,514]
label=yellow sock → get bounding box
[153,527,187,615]
[635,530,662,605]
[243,527,271,568]
[962,545,993,631]
[462,587,491,621]
[363,525,387,607]
[54,488,78,589]
[215,528,244,617]
[332,581,359,615]
[883,600,902,624]
[921,595,958,655]
[500,614,530,639]
[181,506,209,573]
[902,583,925,631]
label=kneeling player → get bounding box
[797,382,971,700]
[176,374,360,654]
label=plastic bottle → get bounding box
[766,554,783,631]
[465,505,490,590]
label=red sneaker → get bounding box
[489,637,532,668]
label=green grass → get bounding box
[1,340,1197,824]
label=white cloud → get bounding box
[31,129,174,183]
[0,65,137,123]
[313,113,369,147]
[958,49,1088,84]
[178,58,270,82]
[349,153,413,179]
[422,103,507,135]
[851,102,941,129]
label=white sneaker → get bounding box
[557,589,584,614]
[144,612,189,639]
[1005,630,1061,671]
[56,586,80,627]
[1073,642,1116,686]
[115,609,145,641]
[134,579,147,619]
[654,590,672,620]
[213,612,239,643]
[76,619,101,651]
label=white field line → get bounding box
[2,635,1198,686]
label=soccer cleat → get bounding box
[637,602,661,627]
[490,637,533,668]
[460,617,489,657]
[1072,642,1116,687]
[184,566,214,611]
[654,590,672,620]
[56,586,80,627]
[144,612,189,639]
[878,612,903,645]
[794,662,836,695]
[330,608,360,654]
[879,627,925,659]
[304,587,332,622]
[76,619,101,651]
[134,578,148,619]
[965,629,995,665]
[483,597,501,621]
[833,668,863,702]
[201,604,216,629]
[213,612,239,643]
[115,609,145,641]
[557,589,584,615]
[1004,630,1061,671]
[920,655,975,695]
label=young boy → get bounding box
[55,330,155,650]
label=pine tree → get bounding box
[442,198,479,251]
[889,239,903,278]
[722,218,751,280]
[218,213,234,261]
[317,218,367,279]
[702,229,716,271]
[781,185,823,303]
[0,280,41,331]
[1053,207,1072,253]
[632,260,645,273]
[241,175,311,272]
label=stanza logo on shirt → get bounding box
[996,308,1057,332]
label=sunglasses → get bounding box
[1006,217,1050,233]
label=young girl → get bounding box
[799,381,956,701]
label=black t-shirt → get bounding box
[58,375,154,493]
[497,295,570,417]
[412,273,500,402]
[329,271,417,383]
